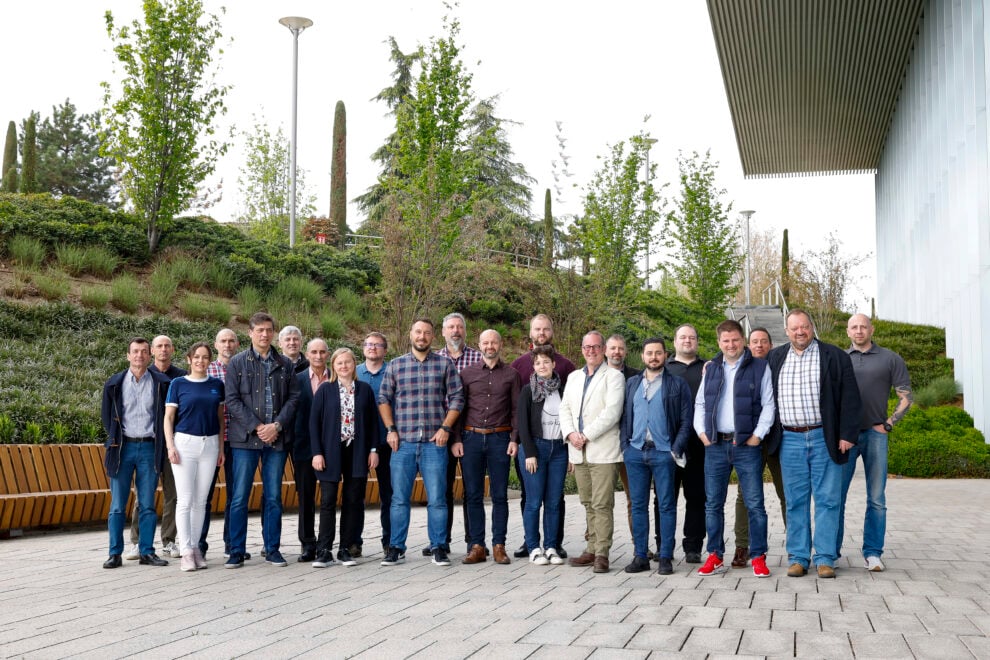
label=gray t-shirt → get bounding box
[846,342,911,429]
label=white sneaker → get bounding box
[530,548,549,566]
[544,547,564,565]
[864,556,885,572]
[123,544,140,560]
[164,542,181,558]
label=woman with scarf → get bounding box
[517,345,569,565]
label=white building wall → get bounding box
[876,0,990,436]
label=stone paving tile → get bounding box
[571,622,642,648]
[917,613,983,635]
[468,617,542,644]
[838,592,889,612]
[751,591,797,611]
[622,604,681,626]
[348,636,435,659]
[467,642,542,659]
[670,605,725,628]
[895,579,948,597]
[849,632,913,658]
[795,592,842,612]
[526,601,593,622]
[585,647,650,660]
[883,594,938,614]
[705,589,755,608]
[961,634,990,658]
[968,613,990,636]
[679,627,742,655]
[720,607,771,630]
[528,645,593,659]
[795,631,853,659]
[737,629,794,656]
[517,620,591,646]
[573,603,636,623]
[867,612,926,633]
[770,609,821,631]
[625,624,692,651]
[406,639,491,658]
[819,611,875,633]
[662,588,713,606]
[619,587,673,606]
[904,633,977,659]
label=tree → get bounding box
[1,121,17,193]
[18,112,39,194]
[101,0,230,252]
[665,150,742,310]
[237,117,315,244]
[781,228,791,299]
[543,188,554,268]
[792,231,869,332]
[35,100,119,206]
[330,100,347,246]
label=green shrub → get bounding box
[146,264,180,314]
[179,293,212,322]
[8,234,46,268]
[110,274,141,313]
[209,299,232,326]
[913,376,959,408]
[169,254,208,291]
[86,245,120,279]
[320,310,346,339]
[56,243,119,278]
[50,422,71,443]
[0,414,15,443]
[34,268,70,301]
[888,405,990,477]
[273,275,324,313]
[207,260,238,296]
[80,285,111,309]
[237,285,263,321]
[22,421,42,444]
[55,244,90,276]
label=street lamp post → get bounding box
[643,137,658,289]
[739,209,755,305]
[279,16,313,249]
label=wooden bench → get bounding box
[0,444,468,534]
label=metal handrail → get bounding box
[726,308,753,337]
[761,279,790,317]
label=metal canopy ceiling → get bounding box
[707,0,925,178]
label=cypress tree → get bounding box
[19,112,38,194]
[543,188,554,269]
[1,121,17,193]
[781,228,790,299]
[329,100,347,247]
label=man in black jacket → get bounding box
[766,309,861,579]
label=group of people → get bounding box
[101,308,911,581]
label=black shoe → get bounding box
[624,556,651,573]
[555,547,568,559]
[337,548,357,566]
[103,554,122,569]
[224,553,244,569]
[514,543,528,558]
[312,551,335,568]
[685,551,702,564]
[266,550,288,567]
[382,547,405,566]
[298,549,317,563]
[658,557,674,575]
[421,546,433,557]
[432,547,451,566]
[139,553,169,567]
[348,544,362,558]
[223,548,251,560]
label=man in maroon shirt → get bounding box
[453,329,521,564]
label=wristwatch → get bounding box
[388,426,398,434]
[882,422,893,432]
[274,421,283,433]
[440,425,452,433]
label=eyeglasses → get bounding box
[364,342,385,349]
[582,344,603,351]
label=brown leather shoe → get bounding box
[731,546,750,568]
[568,551,596,567]
[787,562,807,577]
[816,564,836,579]
[593,555,610,573]
[461,544,487,565]
[492,544,511,564]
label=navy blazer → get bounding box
[309,380,381,482]
[619,372,693,457]
[765,339,862,463]
[292,370,319,463]
[101,368,171,477]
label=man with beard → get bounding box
[510,313,576,558]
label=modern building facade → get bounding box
[708,0,990,437]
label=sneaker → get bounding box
[337,548,357,566]
[624,556,651,574]
[514,543,529,559]
[180,553,197,572]
[751,554,770,578]
[421,546,433,557]
[224,553,244,569]
[381,547,405,566]
[123,544,140,560]
[544,547,565,565]
[864,556,885,572]
[657,557,674,575]
[348,544,362,558]
[261,549,268,558]
[164,542,181,558]
[684,551,702,564]
[432,547,451,566]
[555,547,568,559]
[223,549,252,560]
[312,551,336,568]
[193,549,208,570]
[697,553,727,576]
[266,550,288,567]
[530,548,549,566]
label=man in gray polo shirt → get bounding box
[838,314,912,572]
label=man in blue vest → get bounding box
[694,320,776,578]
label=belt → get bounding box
[782,425,822,433]
[463,425,512,435]
[123,435,154,443]
[716,432,735,442]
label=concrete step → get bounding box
[726,306,786,346]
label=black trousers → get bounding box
[515,453,565,549]
[655,445,706,554]
[375,443,393,548]
[294,458,318,552]
[444,453,470,549]
[316,446,367,553]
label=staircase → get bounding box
[726,305,787,346]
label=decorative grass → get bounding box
[179,293,232,326]
[236,285,263,321]
[34,269,70,301]
[207,260,239,296]
[110,274,141,313]
[335,287,365,326]
[80,285,111,309]
[8,235,46,269]
[272,275,323,313]
[320,310,346,339]
[146,263,180,314]
[914,376,960,408]
[169,254,208,292]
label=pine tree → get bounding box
[19,112,39,194]
[543,188,554,269]
[330,100,347,247]
[1,121,17,193]
[781,228,790,299]
[36,100,118,206]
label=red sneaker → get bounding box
[751,554,771,578]
[697,553,727,576]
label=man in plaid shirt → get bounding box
[378,317,465,567]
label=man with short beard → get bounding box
[510,313,576,558]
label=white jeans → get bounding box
[172,432,220,555]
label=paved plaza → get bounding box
[1,473,989,659]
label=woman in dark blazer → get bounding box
[309,348,381,567]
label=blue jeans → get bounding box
[461,431,512,547]
[624,444,677,560]
[780,428,842,568]
[518,438,568,552]
[389,441,448,552]
[704,440,768,558]
[108,441,158,556]
[838,429,888,559]
[228,446,287,555]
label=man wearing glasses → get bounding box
[560,331,625,573]
[357,332,392,553]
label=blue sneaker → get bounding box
[224,553,244,569]
[266,549,288,567]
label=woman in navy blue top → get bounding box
[309,348,381,567]
[165,342,225,571]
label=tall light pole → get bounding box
[739,209,755,305]
[643,137,658,289]
[279,16,313,248]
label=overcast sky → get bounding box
[0,0,877,308]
